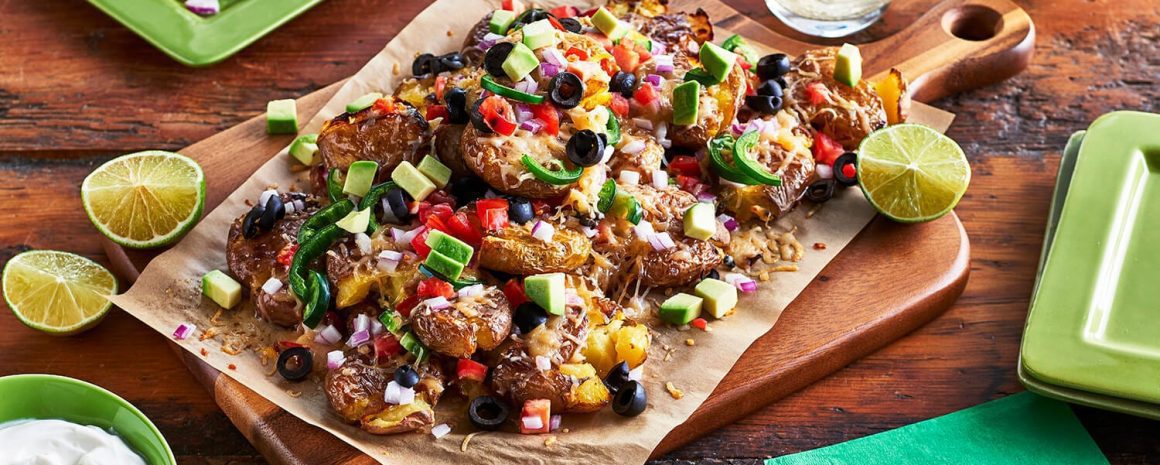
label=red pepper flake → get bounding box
[276,243,298,267]
[200,348,209,357]
[690,318,708,331]
[228,364,237,370]
[813,242,827,250]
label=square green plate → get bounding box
[87,0,324,67]
[1019,129,1160,420]
[1021,111,1160,405]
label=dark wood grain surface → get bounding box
[0,0,1157,464]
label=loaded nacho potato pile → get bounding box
[206,0,911,439]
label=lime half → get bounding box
[857,124,971,223]
[3,250,118,335]
[82,150,206,249]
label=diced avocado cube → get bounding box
[683,202,716,241]
[834,43,862,87]
[425,250,466,281]
[343,160,379,197]
[591,7,630,40]
[694,278,738,318]
[391,161,437,201]
[502,42,540,82]
[425,229,473,265]
[489,9,517,34]
[289,134,319,165]
[346,92,383,113]
[417,155,452,189]
[524,272,566,315]
[202,270,241,309]
[699,42,736,83]
[521,19,560,50]
[659,293,703,325]
[266,99,298,134]
[335,208,371,234]
[672,80,700,126]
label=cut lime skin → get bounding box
[2,250,117,336]
[856,124,971,223]
[81,150,206,249]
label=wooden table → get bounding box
[0,0,1156,463]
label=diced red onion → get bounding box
[424,296,451,310]
[431,423,452,439]
[284,202,296,215]
[654,55,675,74]
[354,314,370,334]
[515,78,539,95]
[172,323,196,340]
[651,169,669,189]
[542,48,567,67]
[725,273,758,293]
[644,74,663,87]
[380,199,399,224]
[657,232,676,249]
[347,329,371,347]
[484,189,498,199]
[697,192,718,203]
[458,283,485,299]
[326,350,346,370]
[655,122,670,147]
[377,250,402,272]
[549,415,562,432]
[762,119,781,138]
[261,277,283,295]
[370,319,384,336]
[648,232,675,251]
[354,233,372,255]
[531,220,555,242]
[731,123,745,137]
[539,62,560,77]
[390,227,406,243]
[315,324,342,345]
[621,139,646,155]
[515,103,533,123]
[618,170,641,185]
[651,41,667,55]
[633,118,654,131]
[632,221,655,239]
[581,226,597,238]
[184,0,220,15]
[479,33,505,51]
[293,199,305,212]
[739,280,758,293]
[600,145,615,164]
[628,365,643,381]
[398,385,415,405]
[661,139,672,149]
[398,226,427,247]
[258,189,278,207]
[520,119,544,133]
[522,415,544,431]
[384,381,408,404]
[535,355,552,371]
[816,164,834,180]
[717,213,738,231]
[565,289,583,307]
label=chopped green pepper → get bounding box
[707,135,760,185]
[297,199,355,243]
[481,75,545,104]
[732,130,782,186]
[521,154,583,185]
[605,107,621,145]
[327,168,344,203]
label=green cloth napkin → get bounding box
[766,392,1108,465]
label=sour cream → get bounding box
[0,419,147,465]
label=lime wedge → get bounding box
[857,124,971,223]
[2,250,117,335]
[82,150,206,248]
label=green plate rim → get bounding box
[86,0,324,67]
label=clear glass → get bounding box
[765,0,891,38]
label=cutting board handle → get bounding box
[861,0,1035,102]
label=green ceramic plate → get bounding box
[0,374,175,465]
[1022,111,1160,405]
[1019,130,1160,420]
[87,0,324,67]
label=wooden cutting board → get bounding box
[103,0,1031,462]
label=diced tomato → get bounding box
[479,95,517,136]
[805,82,827,106]
[690,318,708,331]
[425,104,449,121]
[519,399,552,434]
[457,358,488,383]
[425,214,449,234]
[634,42,652,63]
[612,42,647,73]
[447,212,483,247]
[396,295,420,318]
[812,131,845,166]
[633,82,659,106]
[374,333,404,358]
[609,93,629,117]
[429,203,454,221]
[276,243,298,267]
[668,155,701,177]
[600,57,617,76]
[433,76,448,102]
[475,198,510,231]
[581,7,599,17]
[417,277,455,299]
[501,0,524,12]
[531,199,554,216]
[411,228,432,258]
[550,5,579,18]
[564,47,588,61]
[503,278,528,307]
[372,98,395,114]
[529,103,559,136]
[425,190,457,209]
[676,174,700,192]
[841,162,857,179]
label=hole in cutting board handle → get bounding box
[941,5,1003,41]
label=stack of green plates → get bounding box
[1020,111,1160,420]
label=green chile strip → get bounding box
[327,168,344,203]
[707,135,760,185]
[289,224,343,300]
[732,131,782,186]
[358,181,398,234]
[297,199,355,243]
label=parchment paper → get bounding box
[110,1,953,463]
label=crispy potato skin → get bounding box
[325,358,446,434]
[715,112,817,221]
[317,103,428,178]
[412,287,513,358]
[460,125,572,198]
[478,225,593,275]
[670,62,748,149]
[225,193,316,327]
[325,360,390,424]
[785,48,888,150]
[432,123,473,177]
